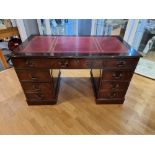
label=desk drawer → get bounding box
[21,82,53,93]
[103,58,139,69]
[70,59,103,69]
[59,58,137,69]
[25,92,53,100]
[11,58,52,69]
[99,81,129,91]
[98,90,126,99]
[12,58,104,69]
[101,70,133,81]
[16,69,51,82]
[12,58,56,68]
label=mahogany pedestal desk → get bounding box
[11,36,141,105]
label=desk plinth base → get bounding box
[27,99,57,105]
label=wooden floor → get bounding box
[0,68,155,134]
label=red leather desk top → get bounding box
[21,36,128,53]
[14,36,141,57]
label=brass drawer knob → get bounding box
[37,94,44,99]
[111,83,120,89]
[112,73,122,79]
[59,60,68,68]
[31,76,38,80]
[25,60,34,67]
[110,92,116,98]
[76,59,80,63]
[32,85,41,91]
[117,60,126,67]
[86,61,94,67]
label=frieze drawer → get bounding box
[103,58,139,69]
[101,70,133,81]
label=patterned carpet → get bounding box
[135,58,155,80]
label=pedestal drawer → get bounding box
[16,69,52,82]
[99,81,129,91]
[25,92,53,100]
[98,90,126,99]
[21,82,53,94]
